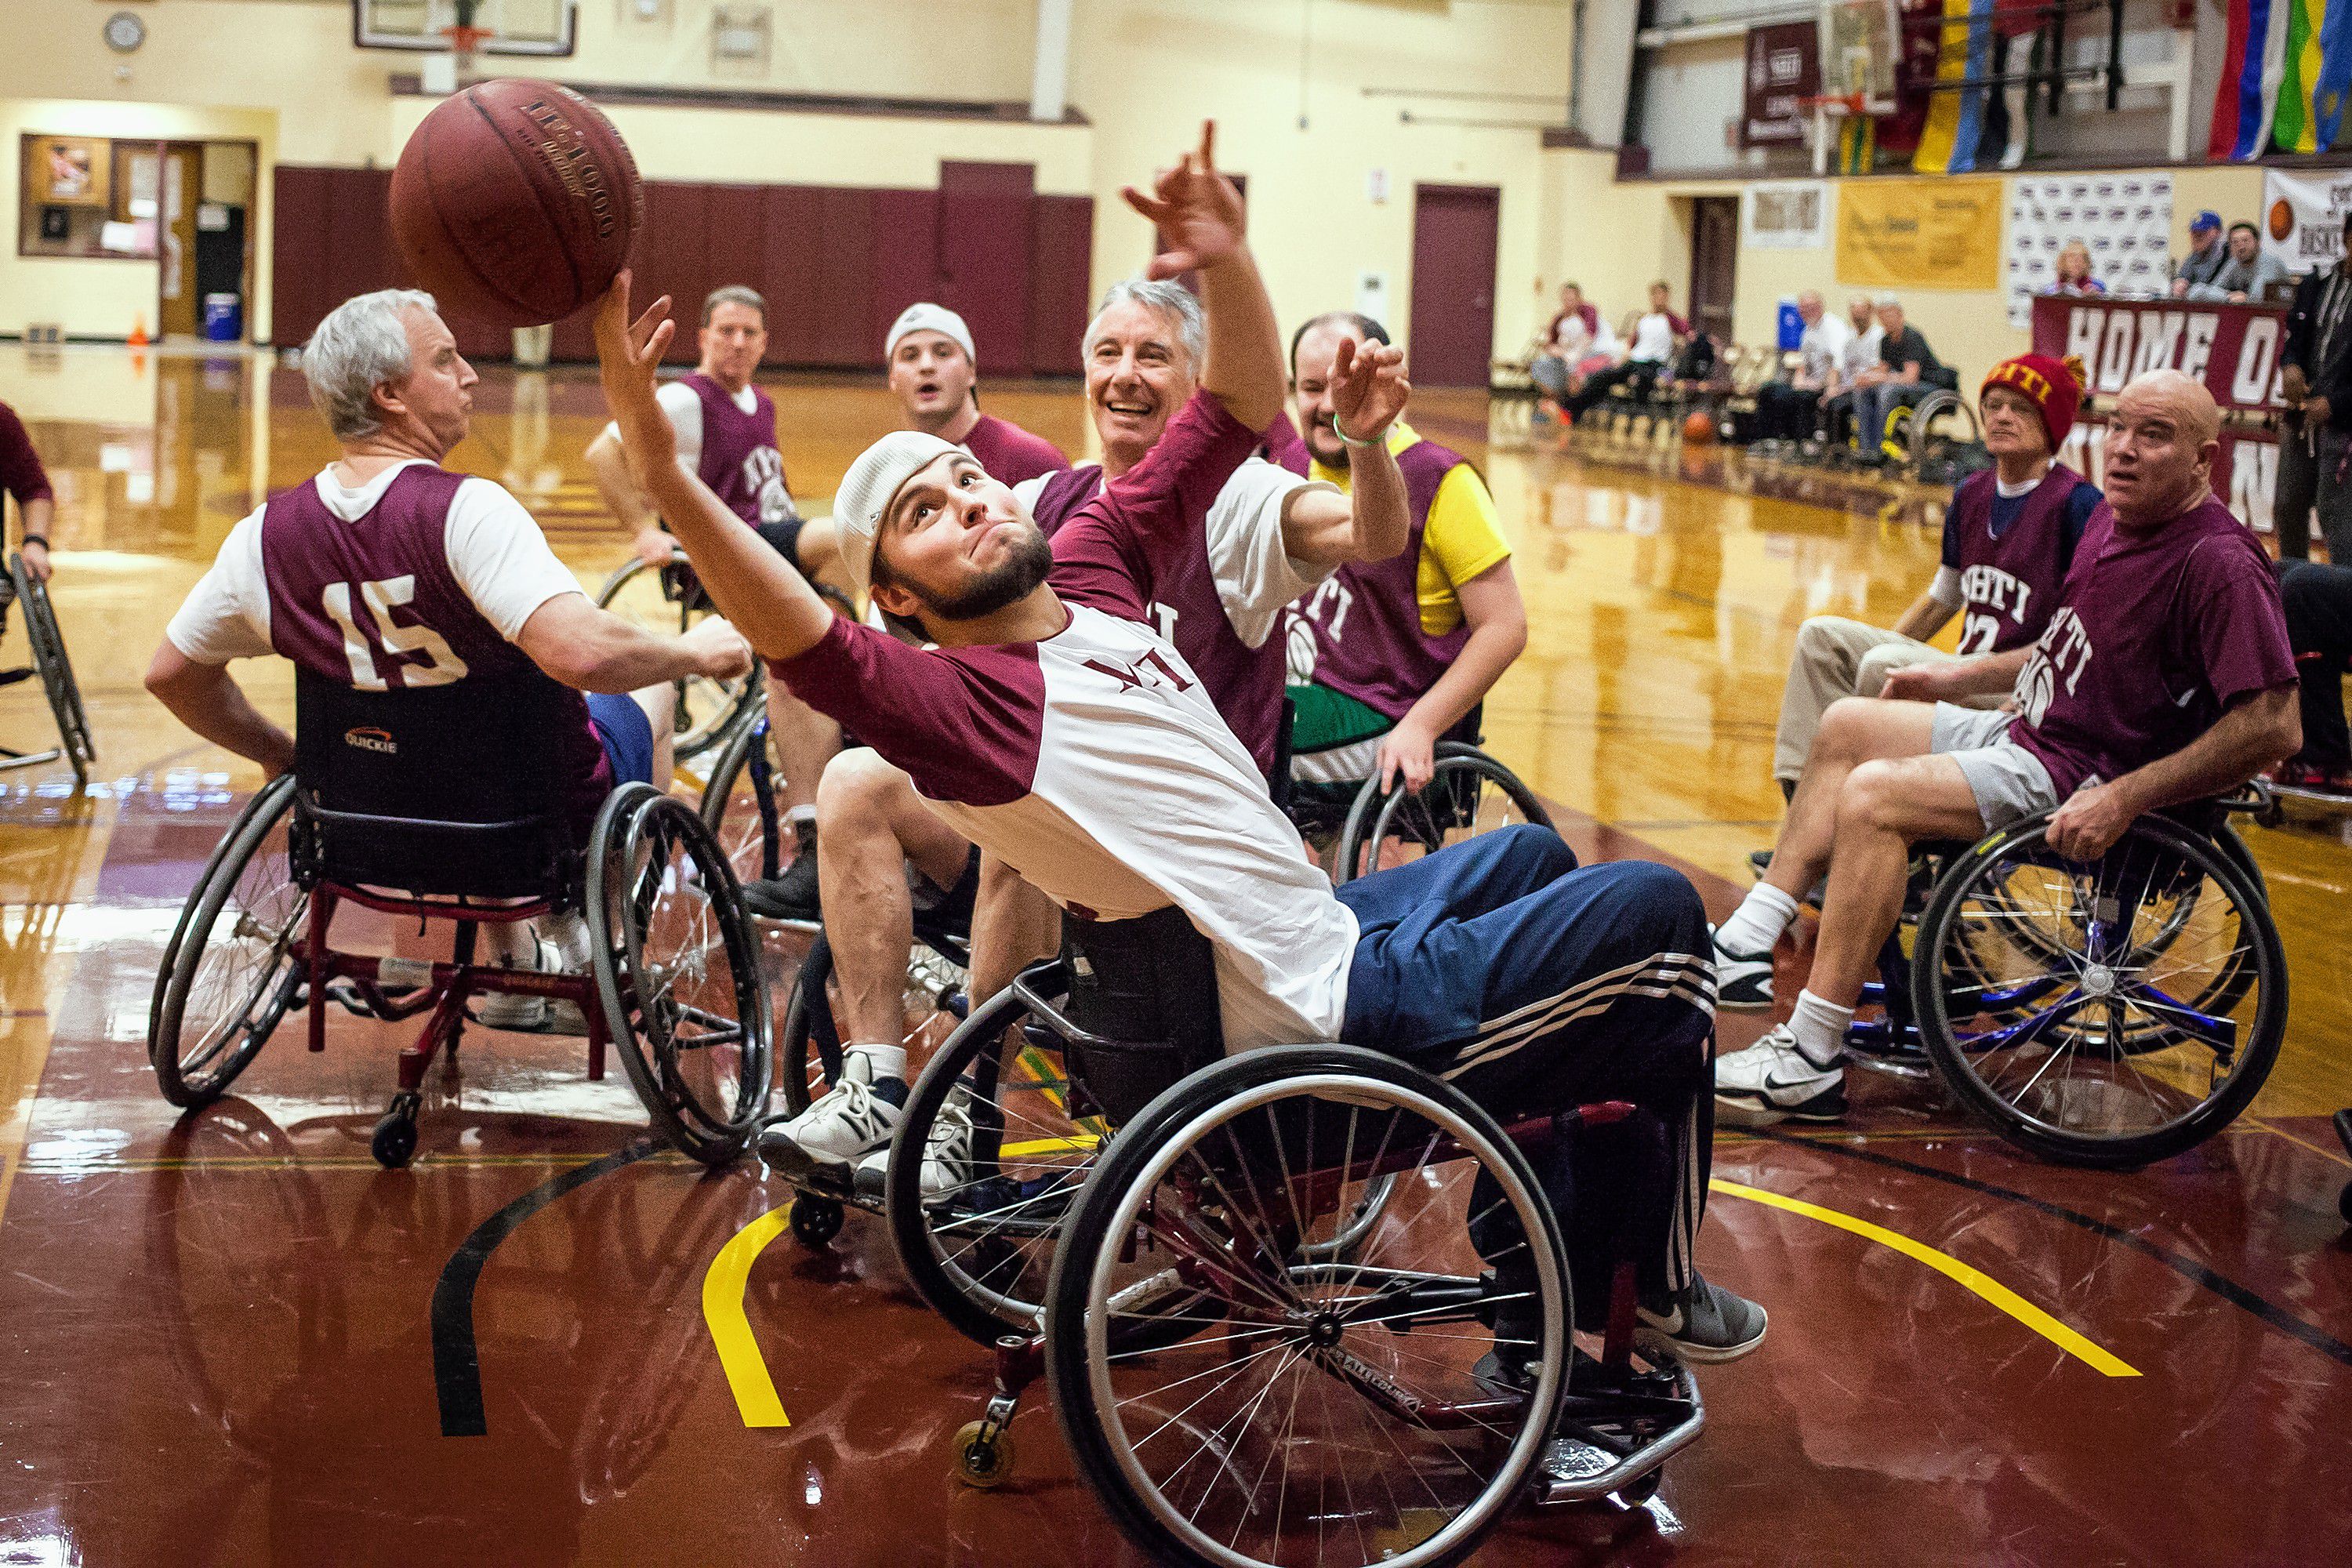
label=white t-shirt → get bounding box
[600,377,756,475]
[1628,311,1678,365]
[165,459,583,664]
[1797,313,1853,384]
[1839,322,1884,381]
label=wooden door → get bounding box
[158,143,203,338]
[1688,196,1739,342]
[1407,184,1501,388]
[937,162,1035,376]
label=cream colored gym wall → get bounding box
[0,99,279,343]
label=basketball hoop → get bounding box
[1796,93,1868,119]
[440,23,493,74]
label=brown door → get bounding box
[1688,196,1739,342]
[1408,184,1501,387]
[938,161,1035,376]
[158,143,203,339]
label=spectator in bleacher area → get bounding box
[1530,281,1600,407]
[1564,281,1689,421]
[1819,296,1884,448]
[1755,290,1851,443]
[2169,210,2230,299]
[2273,559,2352,793]
[0,397,55,584]
[2278,211,2352,563]
[1852,297,1953,462]
[2180,222,2292,304]
[2045,240,2107,296]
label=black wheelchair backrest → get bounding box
[291,667,577,900]
[1058,904,1226,1125]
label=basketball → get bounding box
[1682,409,1717,445]
[389,78,642,328]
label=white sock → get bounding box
[845,1041,908,1083]
[1715,882,1799,957]
[1788,989,1853,1069]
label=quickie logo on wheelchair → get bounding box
[343,726,397,755]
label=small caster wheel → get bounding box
[953,1419,1014,1488]
[371,1094,420,1169]
[1611,1466,1663,1506]
[790,1195,844,1249]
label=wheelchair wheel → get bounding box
[775,930,845,1117]
[593,554,762,760]
[1915,815,2286,1167]
[1044,1044,1570,1568]
[149,775,304,1108]
[10,554,94,783]
[886,980,1107,1345]
[697,708,784,888]
[1334,743,1552,884]
[589,784,772,1164]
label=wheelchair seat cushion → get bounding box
[1060,905,1225,1125]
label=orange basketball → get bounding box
[1682,410,1718,446]
[390,79,643,328]
[2270,198,2295,242]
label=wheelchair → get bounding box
[1846,792,2285,1167]
[891,913,1704,1567]
[146,670,771,1168]
[1888,387,1991,487]
[593,548,766,760]
[1283,703,1552,884]
[0,550,95,785]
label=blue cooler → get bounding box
[1776,299,1803,351]
[202,293,242,342]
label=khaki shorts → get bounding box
[1930,703,2061,832]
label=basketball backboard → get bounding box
[1818,0,1898,111]
[353,0,578,56]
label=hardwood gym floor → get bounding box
[0,344,2346,1566]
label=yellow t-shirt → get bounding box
[1308,420,1511,636]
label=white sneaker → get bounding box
[1713,1025,1846,1127]
[855,1082,977,1203]
[1709,924,1775,1011]
[757,1050,906,1181]
[476,935,554,1029]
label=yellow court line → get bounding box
[702,1202,795,1428]
[1708,1178,2142,1379]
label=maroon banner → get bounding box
[1741,22,1821,147]
[2030,294,2288,415]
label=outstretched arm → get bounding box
[593,275,834,664]
[1279,337,1414,568]
[1122,123,1285,432]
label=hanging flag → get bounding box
[2212,0,2292,159]
[2274,0,2328,154]
[1999,30,2035,169]
[1976,31,2014,169]
[2315,0,2352,146]
[1877,0,1943,157]
[1914,0,1994,173]
[1838,111,1876,174]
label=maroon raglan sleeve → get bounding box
[767,617,1044,807]
[0,402,54,510]
[1048,390,1260,621]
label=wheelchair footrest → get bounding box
[1534,1359,1704,1507]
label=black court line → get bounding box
[1755,1129,2352,1370]
[430,1140,660,1436]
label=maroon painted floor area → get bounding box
[2,788,2350,1567]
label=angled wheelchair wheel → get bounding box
[589,785,773,1164]
[1914,815,2286,1167]
[1334,743,1552,884]
[1044,1044,1570,1568]
[593,554,762,760]
[697,709,784,888]
[886,978,1106,1345]
[149,775,304,1108]
[10,554,94,783]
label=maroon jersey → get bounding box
[960,412,1065,486]
[1273,435,1471,723]
[686,373,793,528]
[259,465,610,834]
[1029,435,1291,780]
[2012,495,2297,797]
[1941,463,2098,655]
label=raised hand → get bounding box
[1328,337,1410,444]
[1121,122,1247,281]
[592,270,680,476]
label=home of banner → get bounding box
[1835,177,2004,290]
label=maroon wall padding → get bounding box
[1029,194,1095,376]
[272,164,1094,372]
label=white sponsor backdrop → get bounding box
[2261,169,2352,275]
[2003,172,2172,328]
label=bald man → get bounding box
[1711,370,2303,1125]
